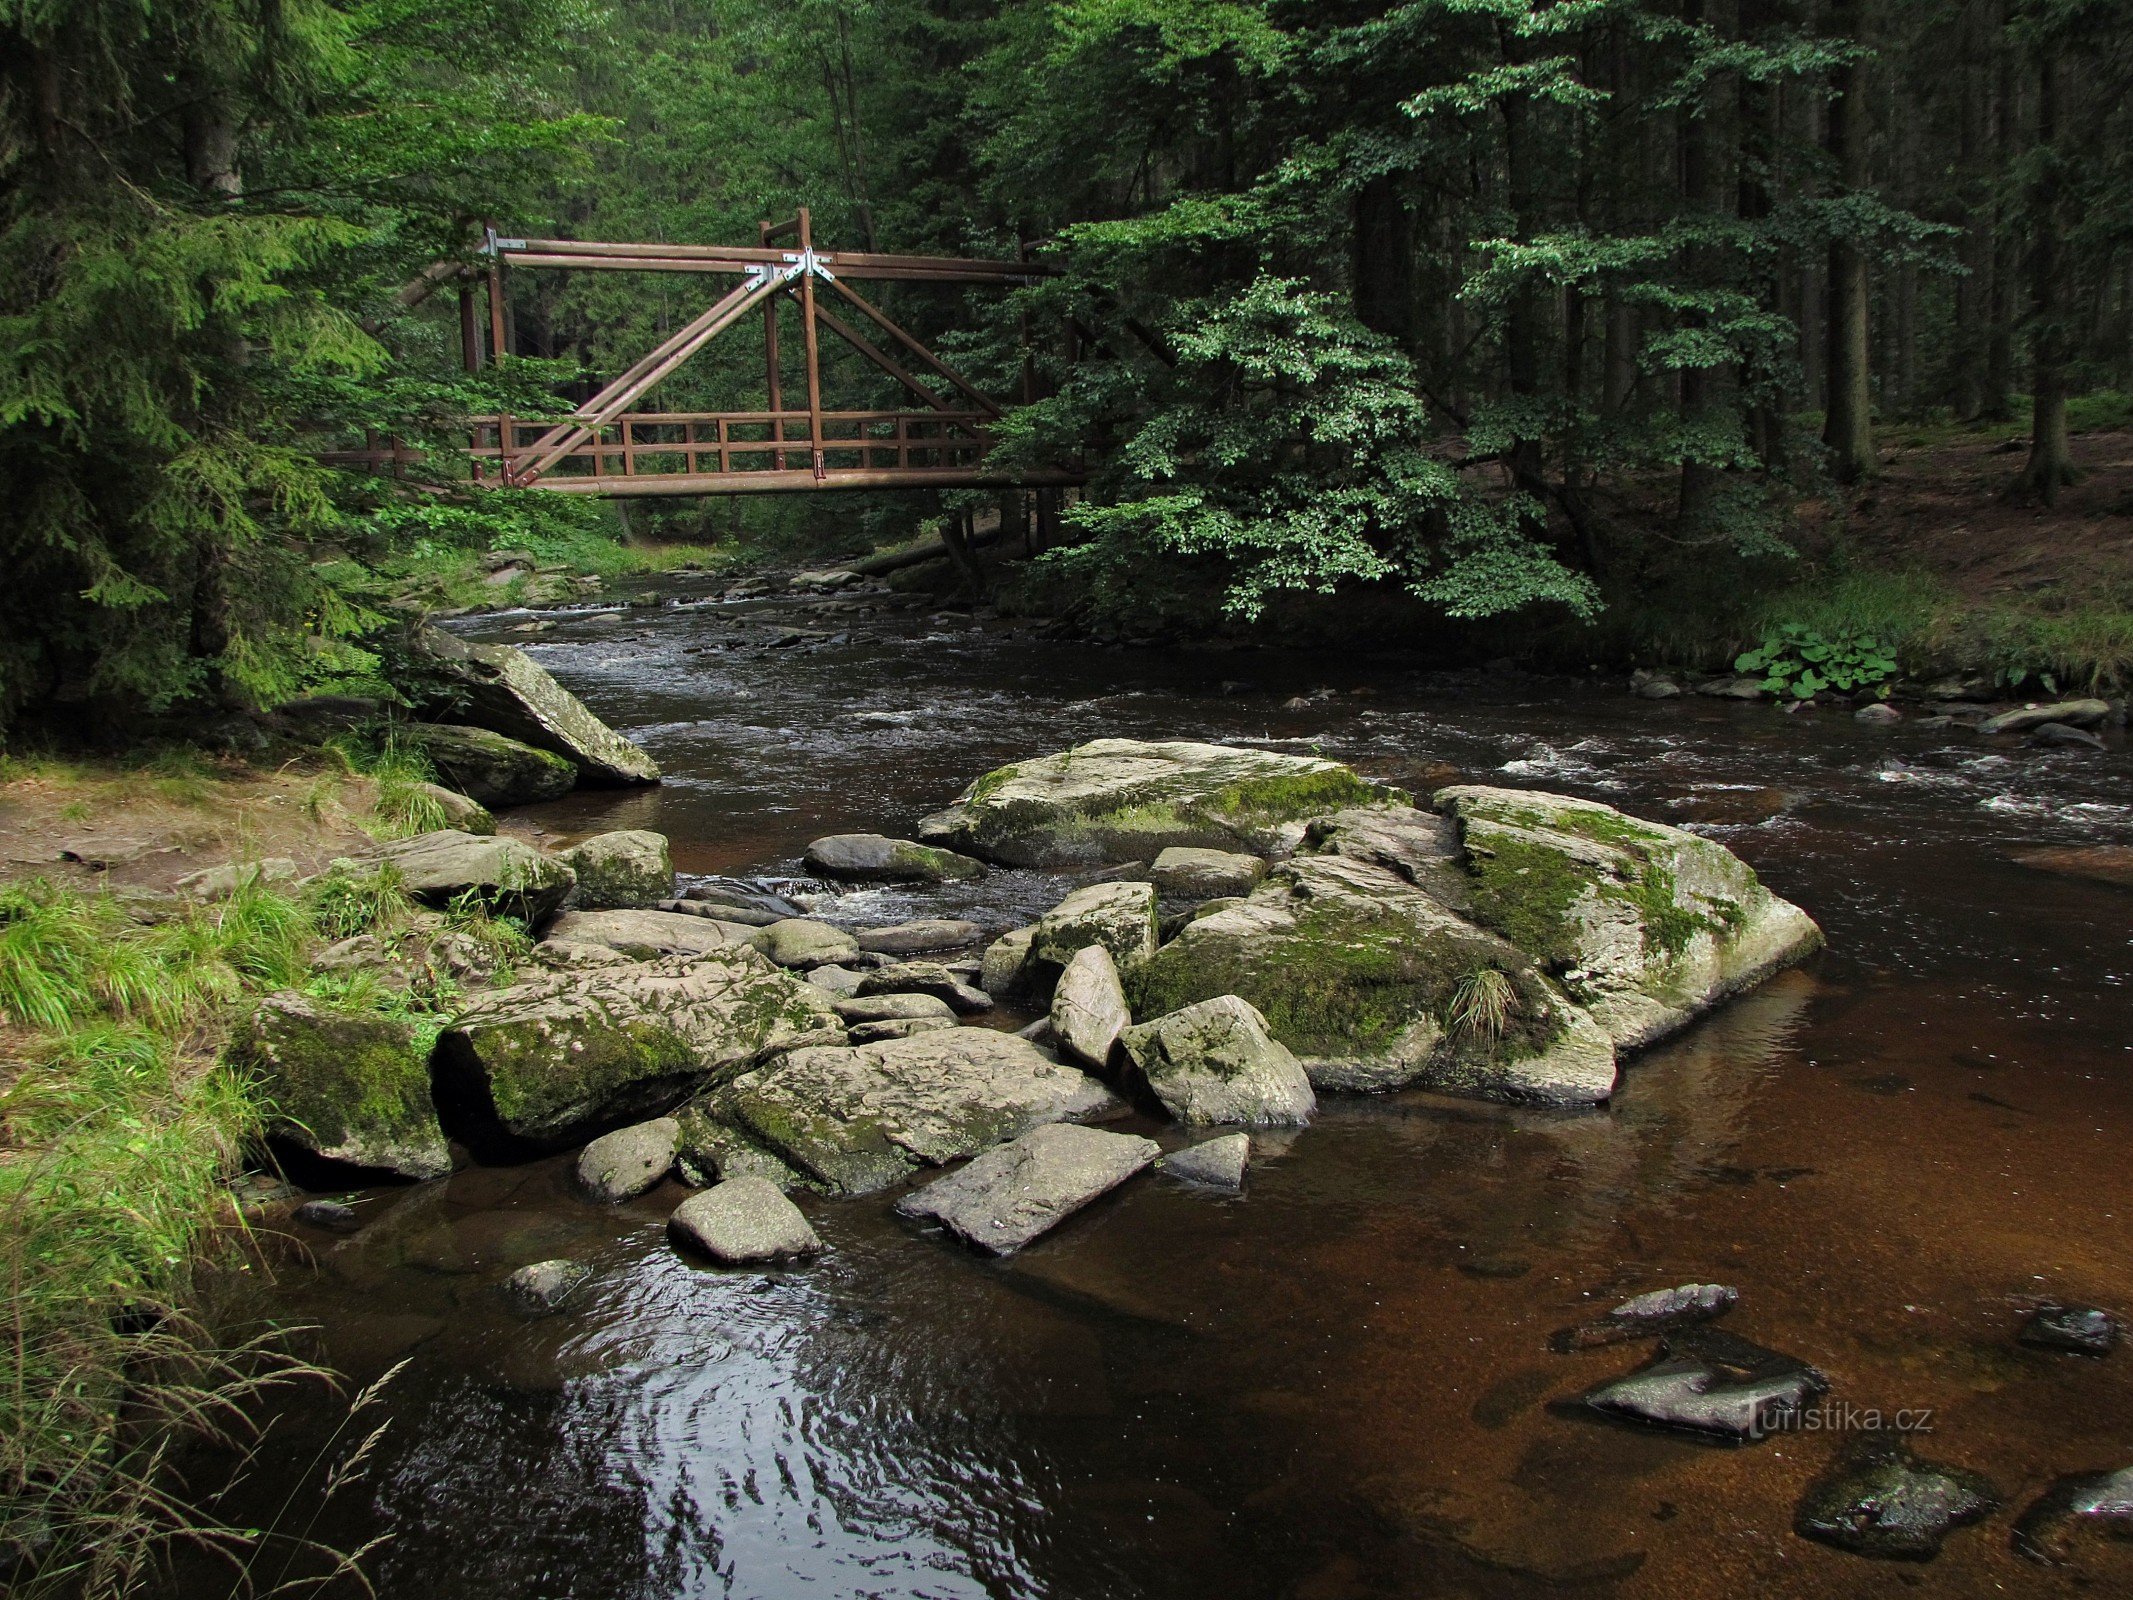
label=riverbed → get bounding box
[190,589,2133,1597]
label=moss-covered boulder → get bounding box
[244,992,451,1179]
[1118,995,1316,1126]
[363,830,576,924]
[694,1029,1127,1196]
[1435,786,1822,1050]
[1127,852,1617,1106]
[560,829,674,909]
[1032,881,1159,972]
[434,949,841,1150]
[403,723,576,808]
[917,738,1400,867]
[802,833,985,883]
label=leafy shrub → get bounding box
[1735,623,1899,699]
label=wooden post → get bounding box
[487,249,507,364]
[797,206,828,482]
[459,284,482,372]
[761,220,785,469]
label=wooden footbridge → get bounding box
[413,209,1082,497]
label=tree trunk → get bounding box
[1980,3,2018,421]
[1352,175,1417,348]
[1822,0,1877,483]
[2013,41,2077,501]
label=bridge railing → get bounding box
[468,408,993,486]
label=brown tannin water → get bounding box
[181,591,2133,1598]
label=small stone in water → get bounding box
[1161,1133,1250,1190]
[2021,1303,2121,1356]
[504,1258,591,1314]
[1550,1282,1737,1351]
[1794,1431,1999,1560]
[2013,1464,2133,1566]
[1580,1327,1828,1443]
[295,1200,361,1233]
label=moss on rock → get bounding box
[244,991,450,1179]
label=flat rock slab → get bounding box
[856,918,983,954]
[897,1124,1160,1254]
[847,1016,959,1044]
[363,830,576,923]
[1151,846,1267,899]
[669,1177,823,1264]
[1580,1327,1828,1443]
[1120,995,1316,1126]
[918,738,1398,867]
[1050,944,1130,1070]
[855,961,992,1013]
[803,833,985,882]
[708,1029,1126,1196]
[436,950,840,1149]
[1160,1133,1250,1189]
[1794,1432,1998,1560]
[834,993,957,1024]
[543,908,737,960]
[1978,698,2112,734]
[576,1116,681,1202]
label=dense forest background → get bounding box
[5,0,2133,731]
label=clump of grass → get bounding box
[1447,966,1517,1045]
[303,864,415,943]
[318,729,451,840]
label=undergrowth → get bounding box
[0,867,458,1594]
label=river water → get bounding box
[190,589,2133,1598]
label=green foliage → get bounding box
[305,862,417,941]
[1735,622,1900,699]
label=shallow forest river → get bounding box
[189,589,2133,1598]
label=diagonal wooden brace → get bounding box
[506,267,791,485]
[821,275,1004,419]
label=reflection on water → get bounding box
[179,595,2133,1598]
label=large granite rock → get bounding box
[802,833,984,883]
[434,950,840,1149]
[1436,786,1823,1050]
[669,1177,823,1264]
[896,1124,1160,1254]
[363,829,576,923]
[1050,945,1130,1070]
[695,1029,1126,1196]
[918,738,1399,867]
[575,1116,681,1202]
[1118,995,1316,1126]
[409,626,660,785]
[561,830,674,909]
[1129,849,1617,1106]
[402,722,576,807]
[542,908,740,960]
[1151,847,1266,899]
[1032,881,1159,971]
[243,991,450,1179]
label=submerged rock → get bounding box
[669,1177,823,1264]
[435,950,839,1149]
[403,722,576,807]
[896,1123,1159,1254]
[700,1029,1125,1196]
[1550,1282,1739,1351]
[803,833,985,883]
[363,830,576,924]
[575,1116,681,1202]
[1050,945,1131,1071]
[560,830,674,909]
[1580,1327,1829,1443]
[244,992,450,1180]
[295,1199,362,1232]
[1119,996,1316,1126]
[2020,1302,2122,1356]
[1161,1132,1250,1189]
[1151,846,1266,899]
[408,627,660,785]
[2011,844,2133,891]
[1794,1432,1999,1561]
[1437,786,1823,1051]
[503,1258,591,1314]
[917,738,1399,867]
[2013,1464,2133,1565]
